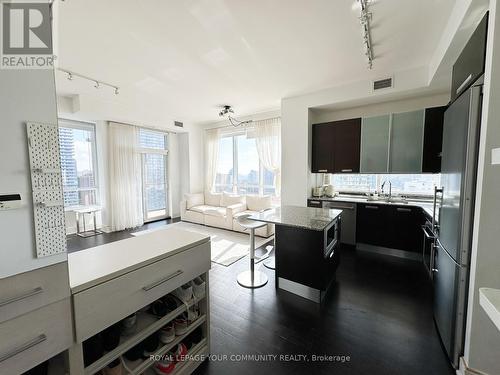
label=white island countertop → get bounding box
[479,288,500,332]
[68,228,210,293]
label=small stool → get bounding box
[75,206,103,238]
[236,214,268,288]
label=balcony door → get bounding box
[139,129,169,222]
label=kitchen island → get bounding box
[249,205,342,303]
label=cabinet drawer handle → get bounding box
[318,169,328,173]
[397,208,412,213]
[365,205,379,210]
[329,205,355,210]
[0,287,43,308]
[309,201,321,205]
[0,334,47,363]
[341,169,352,173]
[142,270,183,291]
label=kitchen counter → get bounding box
[68,227,210,293]
[309,195,436,221]
[249,205,342,231]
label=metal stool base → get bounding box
[263,256,275,270]
[237,270,268,288]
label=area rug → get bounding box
[131,221,273,266]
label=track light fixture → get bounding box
[357,0,374,69]
[58,68,120,95]
[218,105,253,127]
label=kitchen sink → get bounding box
[365,196,408,204]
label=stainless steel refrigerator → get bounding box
[433,77,483,368]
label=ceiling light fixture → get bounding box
[58,68,120,95]
[358,0,374,69]
[218,105,253,127]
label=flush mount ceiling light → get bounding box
[357,0,374,69]
[218,105,253,127]
[58,68,120,95]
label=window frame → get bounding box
[58,119,100,210]
[214,130,276,196]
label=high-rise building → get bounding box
[58,127,79,206]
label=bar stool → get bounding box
[236,214,268,288]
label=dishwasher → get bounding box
[323,201,357,246]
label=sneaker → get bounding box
[121,313,137,336]
[154,354,176,375]
[102,358,123,375]
[173,314,188,336]
[189,277,205,299]
[173,284,193,303]
[173,343,188,362]
[186,304,199,323]
[162,294,182,312]
[142,332,159,358]
[159,323,175,344]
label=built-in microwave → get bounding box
[324,217,340,259]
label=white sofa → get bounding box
[180,192,275,238]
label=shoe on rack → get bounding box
[142,332,160,358]
[173,283,193,303]
[154,353,176,375]
[173,343,188,362]
[102,358,123,375]
[173,313,188,336]
[121,313,137,336]
[186,304,199,324]
[159,323,175,344]
[189,277,205,299]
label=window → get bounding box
[58,120,99,208]
[138,128,169,222]
[214,131,277,196]
[332,174,441,196]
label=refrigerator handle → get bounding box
[432,186,443,233]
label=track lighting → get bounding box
[357,0,374,69]
[58,68,120,95]
[218,105,252,127]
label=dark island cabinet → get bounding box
[422,106,447,173]
[311,118,361,173]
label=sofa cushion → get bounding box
[204,207,227,217]
[185,193,204,209]
[221,192,245,207]
[205,192,222,207]
[246,195,272,212]
[190,205,218,214]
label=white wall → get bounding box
[0,69,67,278]
[463,1,500,373]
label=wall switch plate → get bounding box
[492,148,500,165]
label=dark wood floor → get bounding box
[194,248,455,375]
[67,221,454,375]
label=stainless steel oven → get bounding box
[324,217,340,259]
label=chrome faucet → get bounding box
[381,180,392,200]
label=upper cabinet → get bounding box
[360,115,390,173]
[389,110,425,173]
[312,106,447,174]
[311,118,361,173]
[422,106,447,173]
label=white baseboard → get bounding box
[458,357,490,375]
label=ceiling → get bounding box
[55,0,456,125]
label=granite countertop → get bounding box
[249,205,342,231]
[309,195,437,221]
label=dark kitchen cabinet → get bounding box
[451,13,488,101]
[390,206,424,252]
[311,118,361,173]
[356,203,390,247]
[311,123,335,173]
[357,203,424,252]
[422,106,447,173]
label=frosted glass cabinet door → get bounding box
[360,115,390,172]
[389,110,425,173]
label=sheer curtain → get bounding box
[205,128,220,192]
[254,117,281,196]
[108,122,144,231]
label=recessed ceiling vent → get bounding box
[373,77,393,91]
[174,121,183,128]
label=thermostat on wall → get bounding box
[0,194,22,210]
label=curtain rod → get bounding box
[109,120,177,135]
[205,116,281,132]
